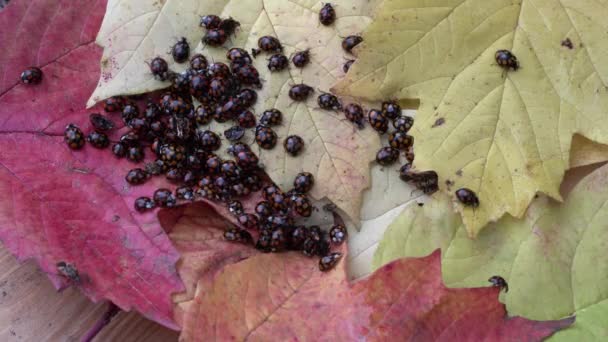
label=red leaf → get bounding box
[182,250,573,341]
[0,0,183,329]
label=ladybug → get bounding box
[399,163,414,182]
[20,67,43,84]
[268,227,289,252]
[268,191,290,213]
[183,170,198,186]
[87,131,110,149]
[176,186,195,201]
[189,74,210,101]
[200,14,221,29]
[89,113,114,133]
[367,109,388,134]
[256,36,283,54]
[121,102,140,124]
[127,118,148,132]
[208,77,229,99]
[317,93,342,111]
[260,108,282,126]
[224,228,253,244]
[343,103,365,128]
[170,71,191,94]
[125,168,148,185]
[166,97,192,117]
[120,132,140,147]
[319,252,343,271]
[255,201,273,218]
[455,188,480,207]
[205,154,222,174]
[319,3,336,26]
[330,224,347,244]
[190,53,208,71]
[291,50,310,68]
[195,104,214,125]
[144,101,161,120]
[293,172,314,193]
[226,48,252,64]
[342,35,363,53]
[203,28,228,46]
[227,142,251,156]
[495,50,519,71]
[64,124,85,150]
[103,96,125,112]
[289,84,314,101]
[393,115,414,132]
[343,59,354,73]
[215,100,239,123]
[185,154,203,171]
[233,64,262,88]
[219,17,241,36]
[221,160,242,180]
[489,276,509,292]
[411,170,439,194]
[237,110,257,128]
[149,120,166,136]
[267,214,294,229]
[263,185,283,200]
[228,200,244,216]
[171,37,190,63]
[255,125,278,149]
[255,231,273,252]
[146,159,168,176]
[243,173,262,191]
[376,147,399,166]
[158,143,185,166]
[291,193,312,217]
[238,213,259,230]
[268,54,289,72]
[111,143,127,158]
[388,131,414,150]
[381,101,401,119]
[288,225,308,250]
[134,196,155,212]
[149,57,170,81]
[235,150,259,170]
[153,188,177,208]
[224,126,245,142]
[165,168,185,184]
[197,129,221,151]
[236,88,257,108]
[284,135,304,156]
[405,148,415,163]
[126,146,145,163]
[207,62,231,78]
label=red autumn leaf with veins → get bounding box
[181,249,573,341]
[0,0,185,329]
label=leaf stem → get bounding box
[80,302,121,342]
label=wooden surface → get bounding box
[0,246,179,342]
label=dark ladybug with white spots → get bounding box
[87,131,110,149]
[237,110,257,128]
[317,93,341,111]
[190,53,208,71]
[89,113,115,133]
[284,135,305,156]
[381,101,401,119]
[343,103,365,128]
[126,145,145,163]
[489,276,509,292]
[134,196,155,212]
[233,64,262,88]
[236,88,257,108]
[291,50,310,68]
[224,228,253,244]
[203,28,228,46]
[235,150,259,170]
[255,36,283,55]
[260,108,282,126]
[319,252,342,271]
[207,62,231,78]
[149,57,170,81]
[291,193,312,217]
[226,48,252,64]
[165,168,185,184]
[153,188,177,208]
[158,143,185,166]
[455,188,479,207]
[342,35,363,53]
[200,14,221,29]
[393,115,414,132]
[367,109,388,134]
[228,200,244,216]
[103,96,125,112]
[125,168,148,185]
[237,213,259,230]
[255,125,278,149]
[388,131,414,150]
[294,172,314,193]
[330,224,347,244]
[195,104,214,125]
[495,50,519,71]
[268,54,289,72]
[399,163,414,182]
[224,126,245,141]
[112,143,127,158]
[64,124,85,150]
[176,186,195,201]
[319,3,336,26]
[289,83,314,101]
[121,102,140,124]
[343,59,354,73]
[171,37,190,63]
[405,148,415,163]
[197,129,221,151]
[20,67,43,84]
[255,201,273,218]
[376,146,399,166]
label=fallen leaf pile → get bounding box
[2,0,608,340]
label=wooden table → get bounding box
[0,246,179,341]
